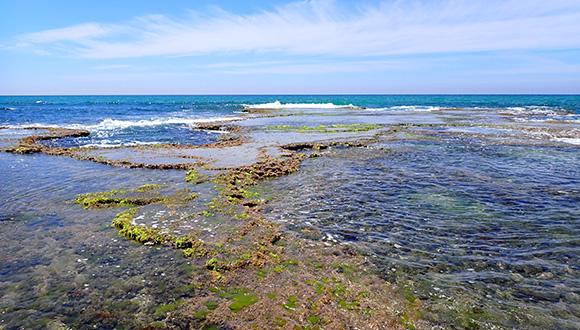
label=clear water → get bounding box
[263,136,580,328]
[0,153,199,329]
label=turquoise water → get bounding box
[2,95,578,147]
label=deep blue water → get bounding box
[1,95,580,124]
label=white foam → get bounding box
[554,138,580,145]
[80,141,164,148]
[5,116,243,131]
[503,106,567,115]
[81,116,242,131]
[243,100,359,110]
[364,105,443,112]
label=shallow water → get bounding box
[263,136,580,328]
[0,153,200,329]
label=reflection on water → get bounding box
[263,136,580,329]
[0,153,198,329]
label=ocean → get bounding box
[1,95,579,147]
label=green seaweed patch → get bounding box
[273,316,287,327]
[257,269,268,279]
[136,183,162,192]
[193,309,210,320]
[185,168,208,184]
[205,301,219,310]
[228,292,259,312]
[112,209,167,244]
[182,245,207,258]
[332,262,363,282]
[282,295,298,311]
[111,208,206,252]
[306,315,324,327]
[74,188,162,209]
[214,287,259,312]
[266,123,381,133]
[400,313,417,330]
[215,288,259,312]
[154,299,184,318]
[205,258,222,271]
[266,292,277,300]
[337,299,360,310]
[399,285,417,304]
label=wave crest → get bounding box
[5,116,242,131]
[243,100,359,110]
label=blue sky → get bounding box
[1,0,580,95]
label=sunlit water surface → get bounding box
[0,153,198,329]
[263,136,579,329]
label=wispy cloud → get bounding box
[9,0,580,59]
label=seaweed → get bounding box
[265,123,381,133]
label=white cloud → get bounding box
[10,0,580,59]
[20,23,113,43]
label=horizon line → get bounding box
[2,93,580,97]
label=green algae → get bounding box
[273,316,287,327]
[282,295,298,311]
[67,143,412,328]
[193,309,210,320]
[205,301,219,310]
[111,208,207,252]
[337,299,360,310]
[154,300,184,318]
[205,258,221,271]
[257,269,268,279]
[74,188,163,209]
[136,183,162,192]
[266,292,277,300]
[228,292,259,312]
[332,283,347,297]
[400,313,417,330]
[112,209,166,244]
[182,246,207,258]
[212,288,259,312]
[306,315,323,326]
[266,123,381,133]
[185,168,208,184]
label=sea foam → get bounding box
[554,137,580,145]
[5,116,242,131]
[242,100,359,110]
[364,105,443,112]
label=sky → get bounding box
[1,0,580,95]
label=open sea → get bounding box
[1,95,579,147]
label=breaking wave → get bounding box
[242,101,359,110]
[5,116,242,131]
[364,105,444,112]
